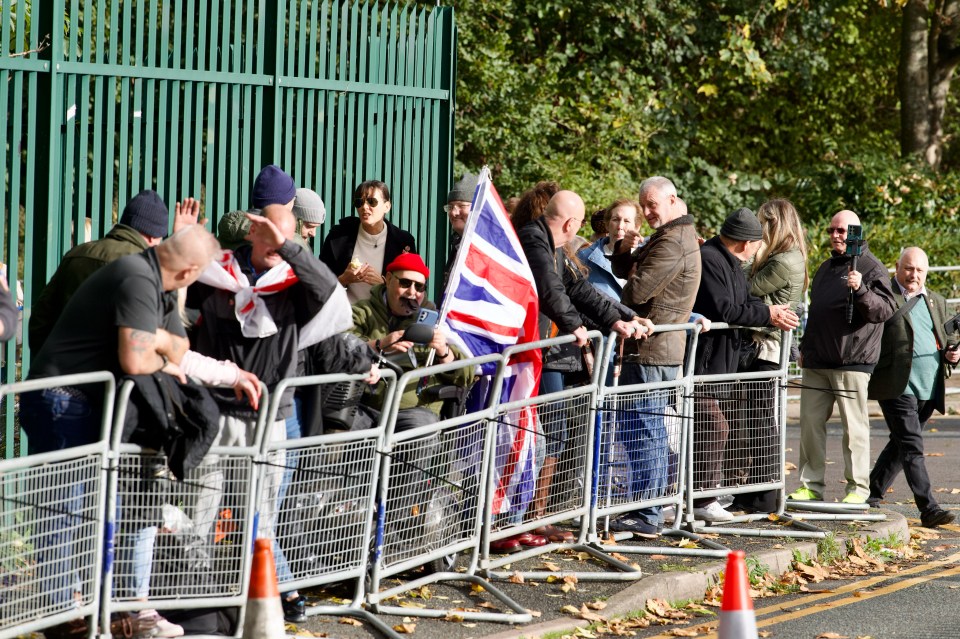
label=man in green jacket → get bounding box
[867,247,960,528]
[29,190,198,352]
[350,252,472,430]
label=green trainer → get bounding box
[841,493,867,504]
[787,487,821,501]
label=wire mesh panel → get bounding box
[273,434,379,584]
[378,419,485,570]
[0,455,104,634]
[109,449,255,603]
[690,377,782,499]
[594,384,685,513]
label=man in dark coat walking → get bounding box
[867,247,960,527]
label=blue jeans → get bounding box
[618,364,676,526]
[276,401,301,592]
[19,388,101,609]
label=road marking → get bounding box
[645,550,960,639]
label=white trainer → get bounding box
[692,501,734,523]
[136,610,185,638]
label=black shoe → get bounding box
[608,516,660,539]
[920,510,956,529]
[282,594,307,623]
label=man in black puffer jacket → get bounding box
[790,210,895,505]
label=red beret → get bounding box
[385,252,430,279]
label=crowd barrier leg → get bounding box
[0,373,115,639]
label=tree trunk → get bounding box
[899,0,960,170]
[899,0,930,159]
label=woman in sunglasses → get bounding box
[319,179,417,304]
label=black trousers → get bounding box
[869,394,939,515]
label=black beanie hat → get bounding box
[251,164,296,209]
[720,207,763,241]
[119,190,169,238]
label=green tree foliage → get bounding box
[453,0,960,258]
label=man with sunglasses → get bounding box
[789,209,895,505]
[349,252,473,430]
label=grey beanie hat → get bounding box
[720,207,763,241]
[292,188,326,224]
[120,189,169,238]
[447,172,479,204]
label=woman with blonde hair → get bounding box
[729,198,808,514]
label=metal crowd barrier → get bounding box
[101,379,269,638]
[0,372,116,639]
[479,332,640,583]
[590,325,728,559]
[262,370,401,639]
[366,354,535,623]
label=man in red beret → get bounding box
[349,252,473,431]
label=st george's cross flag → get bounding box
[437,167,541,515]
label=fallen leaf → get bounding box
[573,627,596,638]
[411,504,420,516]
[650,554,669,560]
[759,632,773,638]
[669,628,701,637]
[543,561,562,571]
[546,575,559,583]
[527,609,542,617]
[816,633,849,639]
[470,583,485,593]
[585,600,608,610]
[461,623,476,628]
[398,601,426,609]
[508,571,525,584]
[338,618,363,626]
[393,622,416,633]
[561,604,581,615]
[478,602,497,610]
[444,613,464,623]
[561,581,577,593]
[926,452,945,457]
[577,605,604,622]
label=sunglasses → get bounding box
[826,226,847,235]
[394,276,426,292]
[354,196,380,209]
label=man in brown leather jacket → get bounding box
[607,176,702,537]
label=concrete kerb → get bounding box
[487,511,908,639]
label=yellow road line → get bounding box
[644,550,960,639]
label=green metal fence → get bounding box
[0,0,456,458]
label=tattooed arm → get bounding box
[118,327,185,380]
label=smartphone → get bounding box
[416,308,439,327]
[845,224,864,256]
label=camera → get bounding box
[844,224,864,257]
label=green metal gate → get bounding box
[0,0,457,458]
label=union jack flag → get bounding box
[438,167,541,516]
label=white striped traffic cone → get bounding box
[718,550,758,639]
[242,538,286,638]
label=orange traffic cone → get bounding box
[718,550,758,639]
[242,538,286,638]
